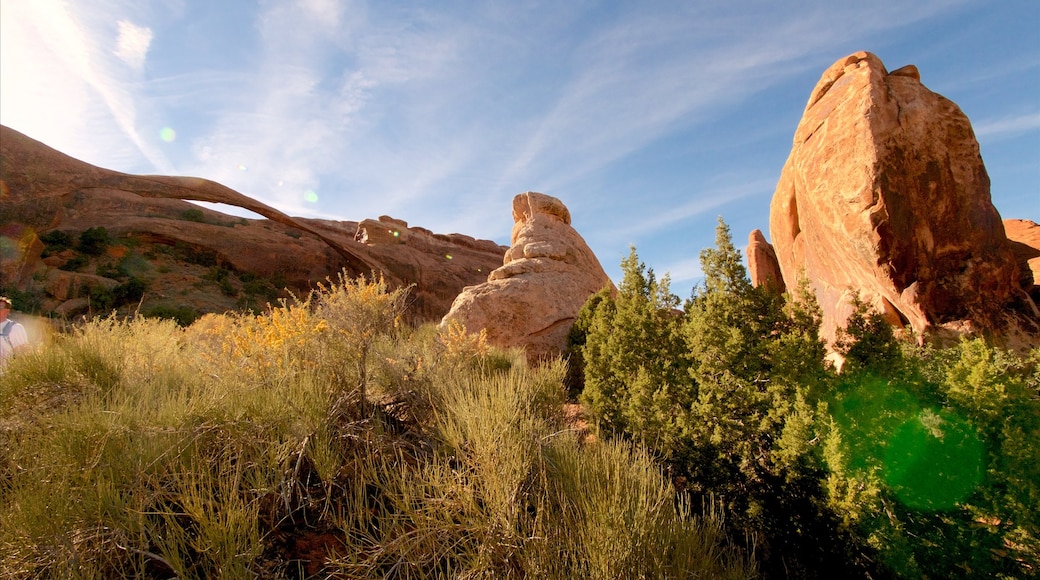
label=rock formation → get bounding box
[440,192,613,362]
[1005,219,1040,309]
[0,125,505,321]
[768,51,1023,345]
[746,229,784,293]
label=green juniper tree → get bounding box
[581,218,866,577]
[579,247,688,444]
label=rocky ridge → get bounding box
[0,125,505,322]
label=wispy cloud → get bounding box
[114,19,152,71]
[2,0,1028,260]
[974,112,1040,140]
[621,177,778,238]
[0,1,171,173]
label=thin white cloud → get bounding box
[656,257,704,288]
[114,19,152,71]
[182,0,473,221]
[0,0,172,173]
[493,0,979,203]
[618,177,777,237]
[974,112,1040,140]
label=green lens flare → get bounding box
[830,376,984,511]
[883,409,984,510]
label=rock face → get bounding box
[746,229,785,293]
[0,125,505,321]
[769,52,1022,344]
[1005,219,1040,308]
[441,192,613,361]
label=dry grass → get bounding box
[0,273,755,579]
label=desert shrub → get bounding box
[113,276,147,305]
[822,331,1040,578]
[39,229,73,255]
[0,271,754,579]
[59,253,88,271]
[180,208,206,223]
[241,276,279,301]
[95,260,128,279]
[143,304,199,326]
[578,218,1040,578]
[0,285,42,314]
[77,226,110,256]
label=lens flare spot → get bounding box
[883,409,984,510]
[392,230,400,238]
[238,164,247,171]
[159,127,176,142]
[304,190,318,203]
[445,254,453,260]
[829,376,985,511]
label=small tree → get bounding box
[579,247,688,441]
[314,272,410,420]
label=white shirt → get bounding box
[0,318,29,363]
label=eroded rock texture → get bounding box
[440,192,613,362]
[1005,219,1040,310]
[769,52,1020,344]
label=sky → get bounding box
[2,0,1038,289]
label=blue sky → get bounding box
[2,0,1037,289]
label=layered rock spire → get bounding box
[440,192,613,361]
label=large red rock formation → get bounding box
[769,52,1022,344]
[440,192,613,362]
[0,125,505,320]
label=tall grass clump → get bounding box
[0,271,754,578]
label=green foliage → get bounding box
[39,229,73,255]
[80,277,149,312]
[142,304,199,326]
[0,285,42,314]
[834,295,903,376]
[576,217,1039,577]
[180,208,206,223]
[580,218,848,576]
[59,253,88,271]
[77,226,111,256]
[822,336,1040,577]
[579,246,688,443]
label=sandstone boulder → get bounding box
[769,52,1021,345]
[441,192,613,361]
[746,229,784,293]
